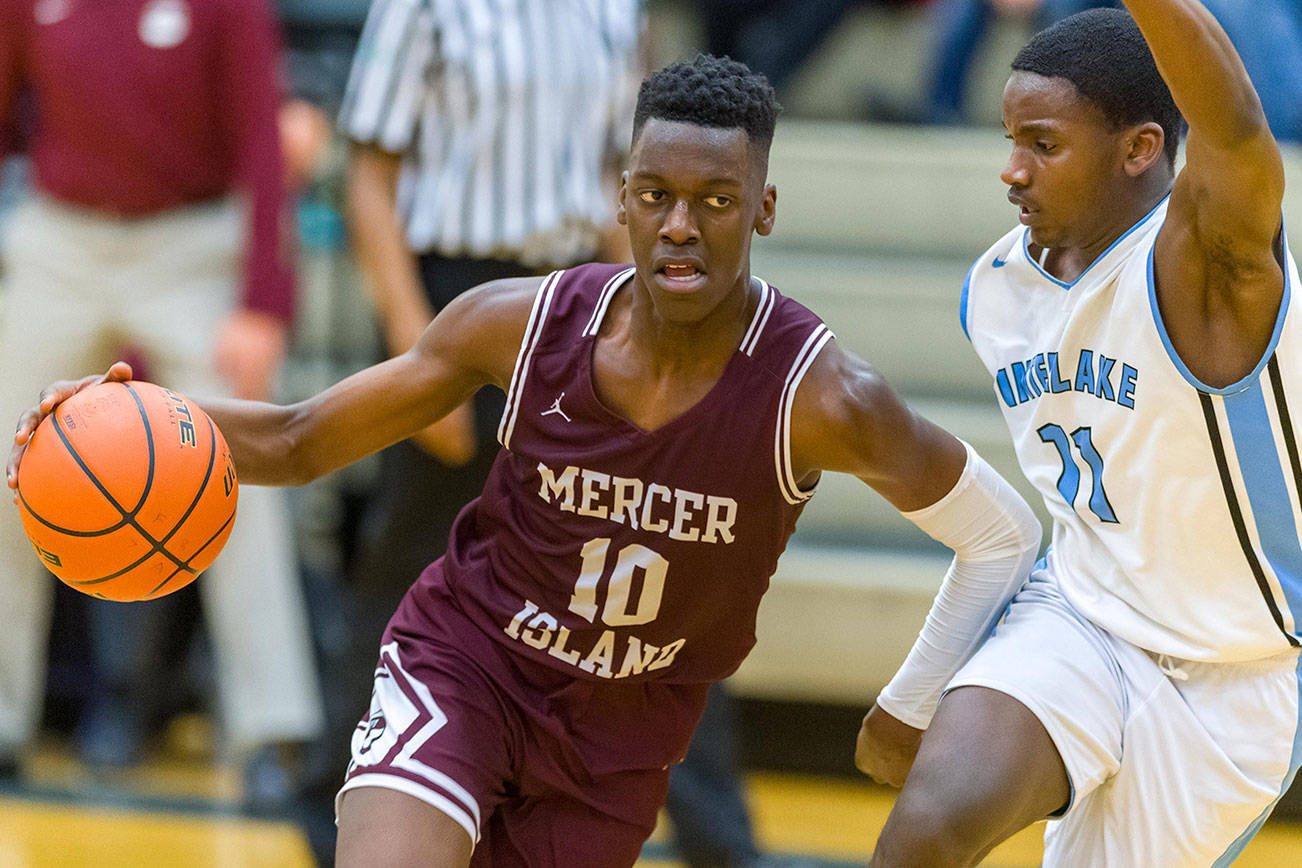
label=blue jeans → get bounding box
[924,0,1117,123]
[1201,0,1302,142]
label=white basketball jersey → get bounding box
[963,197,1302,662]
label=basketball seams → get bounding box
[153,411,219,551]
[69,419,222,593]
[45,384,154,526]
[123,383,158,516]
[17,381,156,536]
[15,488,134,536]
[49,390,192,574]
[140,414,231,599]
[143,510,236,599]
[36,383,230,591]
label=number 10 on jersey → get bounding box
[569,538,668,626]
[1037,423,1119,523]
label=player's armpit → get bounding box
[410,275,546,394]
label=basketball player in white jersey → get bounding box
[856,1,1302,865]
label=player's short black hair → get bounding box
[632,54,780,152]
[1013,8,1183,165]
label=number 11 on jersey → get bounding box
[1038,423,1119,523]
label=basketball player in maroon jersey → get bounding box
[10,56,1041,867]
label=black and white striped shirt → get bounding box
[338,0,641,266]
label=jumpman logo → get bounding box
[541,392,572,422]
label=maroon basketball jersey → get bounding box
[408,263,833,690]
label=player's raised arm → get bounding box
[788,342,1041,785]
[1126,0,1286,302]
[202,275,541,485]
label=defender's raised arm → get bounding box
[1126,0,1287,385]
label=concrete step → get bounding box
[765,121,1011,256]
[765,120,1302,257]
[751,245,985,397]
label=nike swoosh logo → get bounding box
[992,257,1008,268]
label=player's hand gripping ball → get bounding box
[15,381,238,601]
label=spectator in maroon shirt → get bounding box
[0,0,322,788]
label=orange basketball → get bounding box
[15,380,239,602]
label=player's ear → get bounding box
[1123,122,1165,177]
[617,171,630,225]
[754,184,776,237]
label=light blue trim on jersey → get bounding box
[1023,195,1170,290]
[1147,221,1293,395]
[1222,381,1302,622]
[959,261,975,342]
[1212,651,1302,867]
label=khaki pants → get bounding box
[0,195,322,755]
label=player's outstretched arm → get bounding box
[789,343,1041,786]
[6,278,542,492]
[1127,1,1286,333]
[201,276,542,485]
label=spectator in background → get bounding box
[0,0,322,790]
[868,0,1117,125]
[870,0,1302,138]
[1198,0,1302,142]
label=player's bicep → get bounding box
[790,343,965,513]
[412,276,541,392]
[290,278,540,478]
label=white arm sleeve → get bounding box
[875,441,1042,729]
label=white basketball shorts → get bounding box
[947,563,1302,867]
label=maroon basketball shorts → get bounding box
[336,628,671,867]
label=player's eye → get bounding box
[703,195,732,209]
[639,190,665,203]
[1036,141,1057,153]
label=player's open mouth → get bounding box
[657,263,707,292]
[1008,193,1036,225]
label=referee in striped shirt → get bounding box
[333,0,642,702]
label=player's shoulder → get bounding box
[740,279,832,376]
[555,261,637,299]
[797,338,902,433]
[450,274,550,328]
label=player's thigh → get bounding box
[337,785,473,868]
[476,785,662,868]
[873,686,1069,865]
[339,634,516,856]
[874,571,1125,863]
